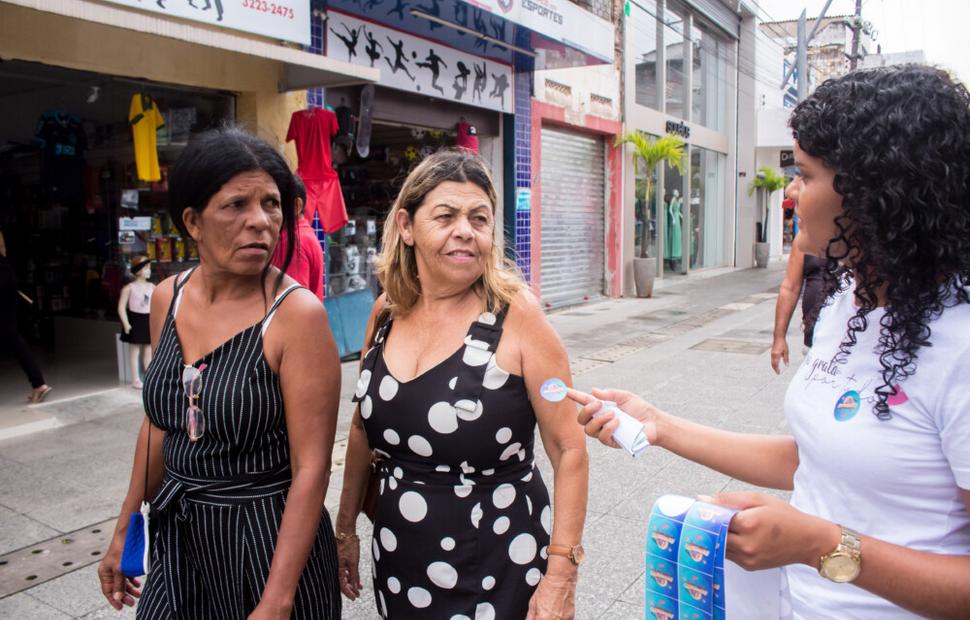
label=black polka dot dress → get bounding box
[353,308,552,619]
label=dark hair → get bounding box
[293,174,307,204]
[789,64,970,418]
[168,127,295,295]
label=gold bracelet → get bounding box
[335,531,359,543]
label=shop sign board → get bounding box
[780,150,795,168]
[460,0,614,62]
[328,12,514,114]
[102,0,311,45]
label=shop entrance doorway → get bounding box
[0,60,234,410]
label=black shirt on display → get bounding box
[34,110,87,203]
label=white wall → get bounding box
[533,63,622,122]
[735,14,759,269]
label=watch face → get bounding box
[572,546,586,565]
[823,553,860,583]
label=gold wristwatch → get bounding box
[818,526,862,583]
[547,543,585,566]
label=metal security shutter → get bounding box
[539,127,606,308]
[686,0,741,39]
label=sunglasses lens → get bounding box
[187,406,205,441]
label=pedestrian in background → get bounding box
[0,228,52,403]
[573,65,970,618]
[271,174,325,301]
[770,176,826,374]
[98,128,342,619]
[335,149,589,619]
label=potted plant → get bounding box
[747,166,787,268]
[616,131,686,297]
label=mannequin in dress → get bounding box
[117,256,154,388]
[664,189,683,266]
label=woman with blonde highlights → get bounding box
[336,149,589,619]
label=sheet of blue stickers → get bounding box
[645,495,737,620]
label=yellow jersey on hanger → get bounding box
[129,93,165,182]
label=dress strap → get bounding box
[352,310,392,403]
[260,284,303,337]
[169,266,198,319]
[450,306,510,412]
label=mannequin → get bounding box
[118,256,154,389]
[664,189,683,263]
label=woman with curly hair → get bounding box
[573,64,970,618]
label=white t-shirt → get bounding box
[784,281,970,619]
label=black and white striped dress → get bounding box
[137,268,340,619]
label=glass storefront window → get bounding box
[689,146,727,269]
[664,2,688,120]
[631,0,660,110]
[633,142,660,259]
[691,21,726,130]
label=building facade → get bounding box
[0,0,373,397]
[621,0,755,292]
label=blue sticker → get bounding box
[834,390,861,421]
[679,606,711,620]
[539,378,567,402]
[713,566,725,609]
[679,566,713,611]
[646,556,678,596]
[684,502,733,533]
[647,516,683,562]
[645,591,678,620]
[678,526,717,573]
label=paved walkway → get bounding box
[0,264,801,619]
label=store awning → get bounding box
[2,0,379,91]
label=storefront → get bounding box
[315,0,615,353]
[0,0,372,405]
[538,126,608,308]
[622,0,739,290]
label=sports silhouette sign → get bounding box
[327,11,514,114]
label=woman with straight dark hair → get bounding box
[97,127,342,619]
[575,65,970,618]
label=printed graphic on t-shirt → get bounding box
[800,350,905,421]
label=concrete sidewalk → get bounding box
[0,264,799,619]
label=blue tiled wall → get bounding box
[512,39,534,283]
[307,14,325,108]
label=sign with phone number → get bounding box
[103,0,310,45]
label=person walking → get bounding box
[770,178,826,374]
[574,65,970,618]
[0,228,52,403]
[335,149,589,619]
[97,128,342,619]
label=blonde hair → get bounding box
[376,148,524,315]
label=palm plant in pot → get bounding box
[616,131,686,297]
[748,166,787,268]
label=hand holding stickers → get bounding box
[542,381,650,457]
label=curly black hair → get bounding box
[789,64,970,419]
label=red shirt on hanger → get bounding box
[286,108,348,233]
[286,108,339,179]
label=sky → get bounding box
[755,0,970,84]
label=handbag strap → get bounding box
[143,422,151,506]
